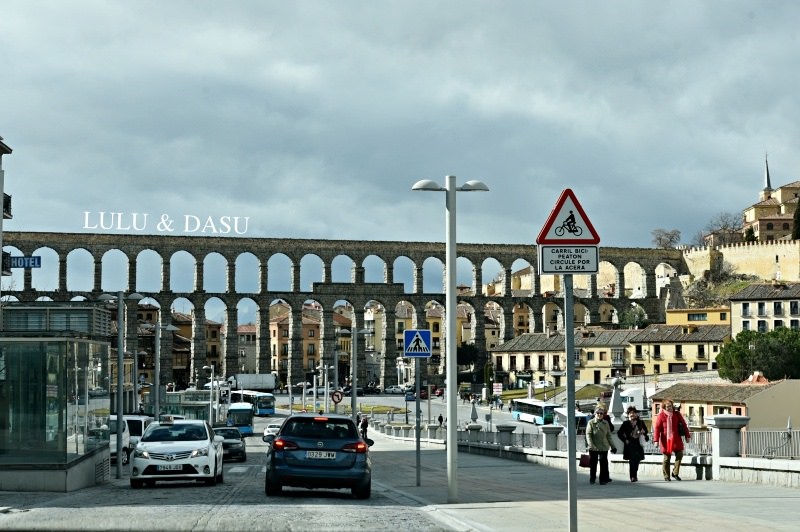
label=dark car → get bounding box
[364,385,381,395]
[404,391,415,402]
[215,426,247,462]
[343,387,364,397]
[262,413,373,499]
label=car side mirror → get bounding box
[213,435,224,443]
[364,438,374,447]
[263,434,276,443]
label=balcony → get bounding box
[611,358,625,367]
[3,193,11,219]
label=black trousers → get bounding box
[589,450,609,482]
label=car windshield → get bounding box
[142,424,208,442]
[215,429,240,439]
[283,418,357,439]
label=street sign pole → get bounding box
[536,188,600,532]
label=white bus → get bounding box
[510,399,557,425]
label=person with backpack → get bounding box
[359,416,369,439]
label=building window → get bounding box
[774,302,784,316]
[783,223,790,230]
[396,323,404,333]
[654,345,661,359]
[307,344,315,355]
[774,320,784,329]
[757,320,768,332]
[282,344,288,355]
[719,312,727,320]
[308,330,315,337]
[599,351,606,361]
[791,320,800,330]
[791,301,800,315]
[524,356,531,370]
[282,330,289,338]
[587,352,594,361]
[688,313,708,321]
[495,356,503,371]
[742,302,750,317]
[767,222,774,230]
[742,321,750,331]
[433,323,440,333]
[510,356,517,371]
[758,302,766,316]
[675,345,682,358]
[698,345,705,358]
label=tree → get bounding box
[703,211,744,245]
[651,228,681,248]
[618,304,648,329]
[456,343,480,366]
[717,329,800,382]
[744,226,757,243]
[793,207,800,240]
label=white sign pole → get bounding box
[564,274,577,532]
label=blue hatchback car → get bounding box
[262,413,373,499]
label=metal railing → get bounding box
[741,428,799,459]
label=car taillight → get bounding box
[273,438,299,451]
[342,441,368,454]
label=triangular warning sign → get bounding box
[405,331,430,354]
[536,188,601,245]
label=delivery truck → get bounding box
[227,373,277,392]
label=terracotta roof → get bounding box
[651,381,779,403]
[237,324,256,334]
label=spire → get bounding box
[759,152,773,202]
[764,152,772,190]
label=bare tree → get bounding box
[651,228,681,248]
[704,211,743,245]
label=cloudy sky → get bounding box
[2,1,799,252]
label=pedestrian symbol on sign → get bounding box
[403,329,432,358]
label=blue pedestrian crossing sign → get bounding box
[403,329,432,358]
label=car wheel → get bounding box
[352,480,371,499]
[122,449,130,466]
[265,476,282,496]
[130,479,143,489]
[217,463,224,484]
[241,452,247,462]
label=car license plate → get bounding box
[157,464,183,471]
[306,451,335,459]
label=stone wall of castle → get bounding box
[683,240,800,283]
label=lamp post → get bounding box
[99,291,143,480]
[142,318,178,420]
[412,175,489,503]
[347,328,371,423]
[203,365,214,424]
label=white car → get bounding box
[384,385,403,394]
[130,417,224,488]
[263,422,283,437]
[534,380,554,389]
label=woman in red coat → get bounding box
[653,398,691,481]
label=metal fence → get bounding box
[741,429,800,459]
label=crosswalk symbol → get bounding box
[404,329,432,358]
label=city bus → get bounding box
[225,402,255,436]
[230,390,276,416]
[554,407,592,434]
[510,399,557,425]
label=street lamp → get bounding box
[142,318,178,421]
[343,327,371,423]
[203,365,215,425]
[412,175,489,503]
[99,291,143,480]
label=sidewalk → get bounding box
[368,428,800,531]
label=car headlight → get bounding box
[191,447,210,458]
[134,449,150,459]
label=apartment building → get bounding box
[729,282,800,338]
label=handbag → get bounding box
[579,454,591,468]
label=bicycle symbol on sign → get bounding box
[554,210,583,237]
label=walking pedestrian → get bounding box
[653,398,690,481]
[359,416,369,439]
[617,405,648,482]
[586,404,616,485]
[437,414,444,427]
